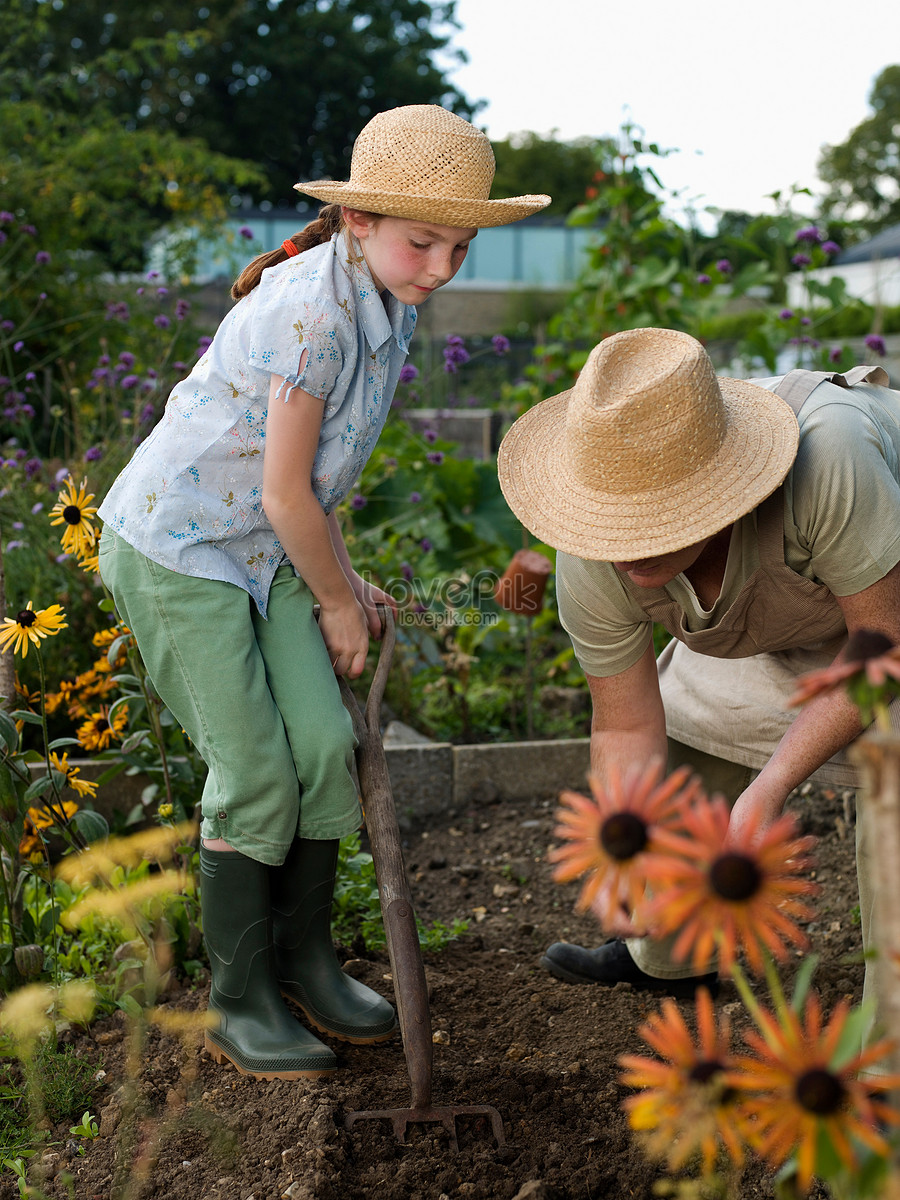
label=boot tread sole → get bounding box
[204,1033,336,1080]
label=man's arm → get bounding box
[585,641,669,786]
[728,559,900,839]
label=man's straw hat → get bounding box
[295,105,550,228]
[498,328,800,560]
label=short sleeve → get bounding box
[556,552,652,677]
[246,257,346,402]
[788,386,900,596]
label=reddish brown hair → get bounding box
[231,204,380,300]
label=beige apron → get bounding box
[619,365,892,786]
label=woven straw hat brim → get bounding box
[497,379,800,560]
[294,181,551,228]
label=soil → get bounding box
[21,781,863,1200]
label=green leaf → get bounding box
[24,776,55,803]
[71,810,109,844]
[48,737,84,752]
[0,711,19,753]
[10,711,42,727]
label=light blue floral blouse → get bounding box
[98,230,416,617]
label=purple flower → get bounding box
[120,374,140,389]
[715,259,732,274]
[426,451,444,465]
[696,273,711,285]
[423,428,438,444]
[822,240,841,256]
[800,316,811,326]
[442,334,470,373]
[34,250,50,265]
[409,491,422,504]
[239,226,254,239]
[0,232,6,245]
[118,351,135,368]
[24,459,42,480]
[401,562,413,581]
[136,286,145,296]
[5,541,24,551]
[0,320,13,332]
[791,253,812,268]
[31,501,44,514]
[420,538,433,553]
[350,493,367,510]
[0,212,13,223]
[84,446,103,462]
[173,361,186,373]
[147,270,160,281]
[13,341,24,352]
[399,363,419,384]
[20,224,36,236]
[864,333,887,356]
[106,301,130,321]
[175,299,190,320]
[197,336,213,357]
[154,314,171,330]
[12,521,24,530]
[19,404,34,419]
[140,403,156,423]
[156,287,169,298]
[779,309,794,320]
[492,334,511,356]
[795,225,822,244]
[829,345,843,363]
[54,467,69,484]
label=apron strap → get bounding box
[776,365,890,415]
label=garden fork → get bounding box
[339,605,504,1151]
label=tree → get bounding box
[3,0,476,209]
[490,132,616,217]
[818,64,900,235]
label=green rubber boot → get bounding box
[271,838,397,1044]
[200,847,337,1079]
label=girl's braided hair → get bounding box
[231,204,378,300]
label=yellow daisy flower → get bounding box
[77,704,128,751]
[49,751,98,799]
[49,476,98,558]
[0,602,68,659]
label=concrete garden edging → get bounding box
[34,735,592,832]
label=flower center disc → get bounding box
[600,812,648,861]
[63,505,83,525]
[709,852,761,901]
[795,1067,846,1115]
[16,609,37,627]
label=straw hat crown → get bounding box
[566,330,728,494]
[497,327,800,561]
[295,105,550,228]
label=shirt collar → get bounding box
[337,230,416,354]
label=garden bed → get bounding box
[22,781,860,1200]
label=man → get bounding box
[497,326,899,1024]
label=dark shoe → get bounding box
[271,838,397,1044]
[200,848,337,1080]
[540,938,718,999]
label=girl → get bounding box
[97,104,549,1081]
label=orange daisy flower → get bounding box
[77,704,128,752]
[49,476,98,559]
[643,797,818,975]
[730,991,900,1193]
[787,628,900,721]
[548,759,702,934]
[619,988,748,1175]
[49,751,98,799]
[0,602,68,659]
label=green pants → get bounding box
[98,531,361,864]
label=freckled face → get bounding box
[344,213,477,305]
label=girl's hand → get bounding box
[317,597,370,678]
[350,573,398,639]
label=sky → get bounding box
[444,0,897,228]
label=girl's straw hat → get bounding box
[295,105,550,228]
[497,328,800,560]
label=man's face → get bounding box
[612,538,710,590]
